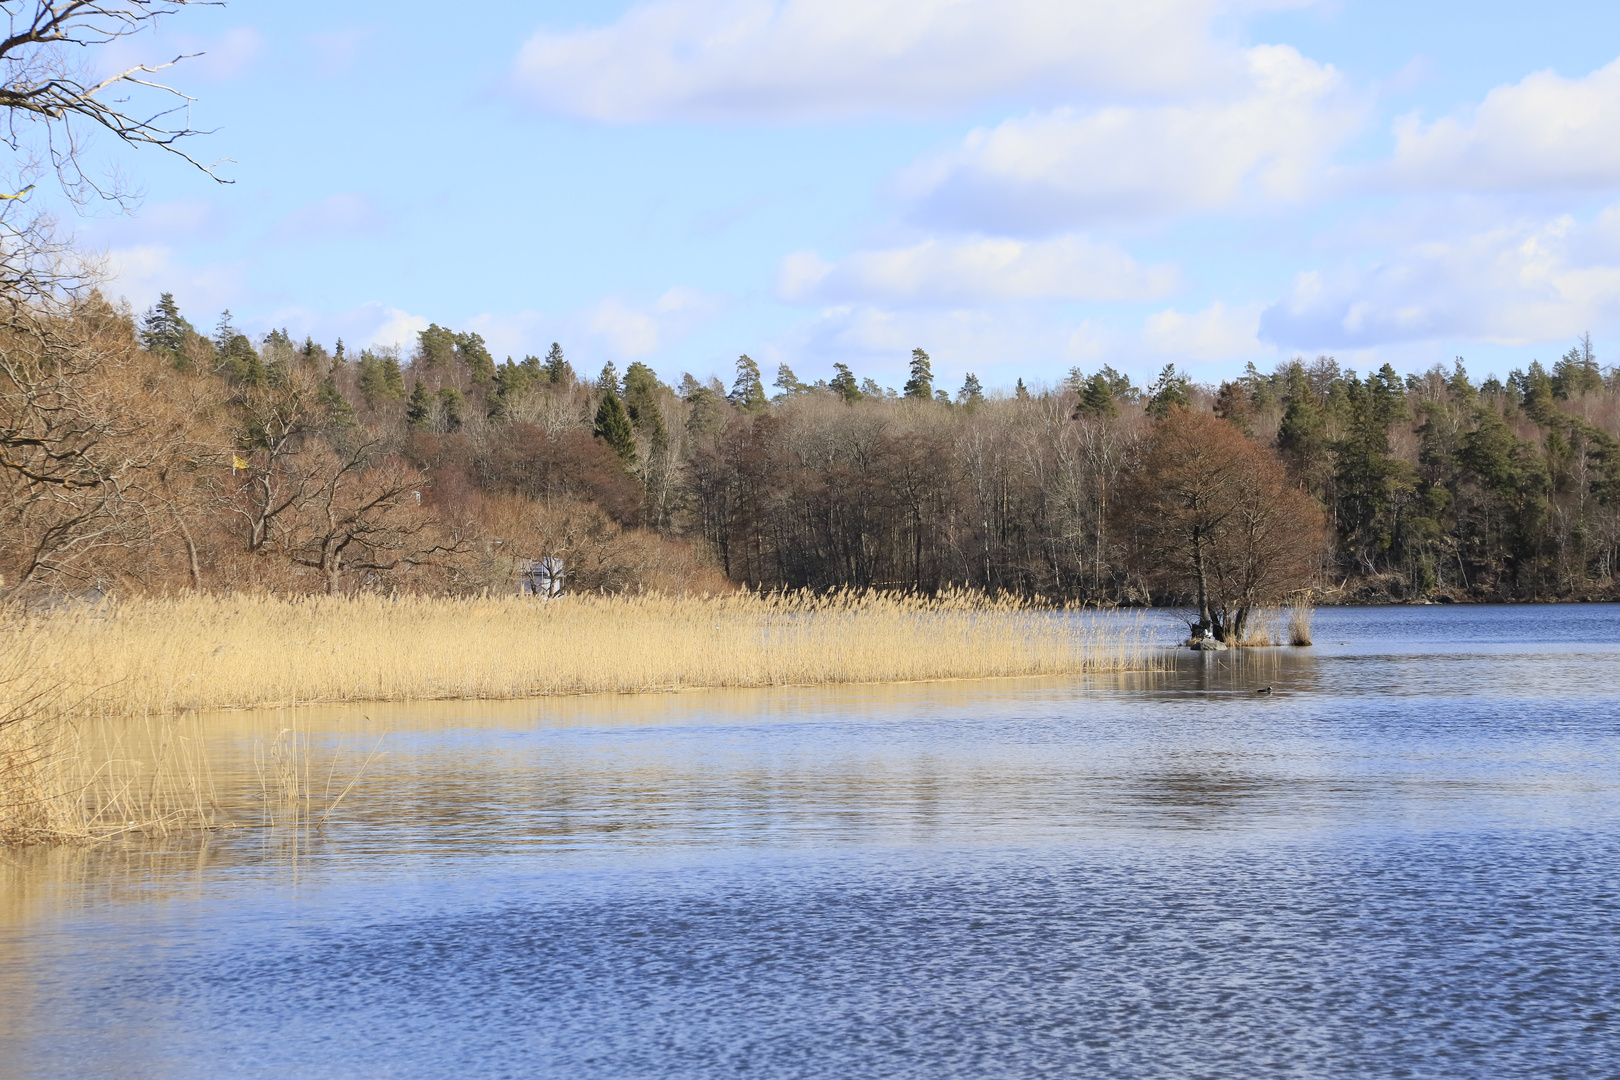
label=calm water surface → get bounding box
[4,605,1620,1078]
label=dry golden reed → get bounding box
[1,590,1157,843]
[7,590,1156,718]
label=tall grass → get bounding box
[0,622,219,844]
[2,591,1157,843]
[4,590,1158,719]
[1287,593,1316,646]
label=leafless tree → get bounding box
[1119,407,1325,643]
[0,0,228,205]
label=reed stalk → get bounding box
[1287,592,1315,646]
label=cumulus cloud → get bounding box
[777,234,1176,305]
[508,0,1301,122]
[1259,209,1620,349]
[1143,301,1266,360]
[898,45,1361,231]
[1386,56,1620,192]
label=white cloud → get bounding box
[1387,56,1620,192]
[103,245,248,314]
[1260,209,1620,349]
[508,0,1309,122]
[586,287,728,359]
[777,234,1176,304]
[899,45,1362,230]
[1144,301,1266,360]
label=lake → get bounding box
[3,605,1619,1078]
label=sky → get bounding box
[47,0,1620,393]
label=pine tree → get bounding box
[319,370,356,430]
[903,348,933,400]
[1146,364,1190,418]
[830,363,862,403]
[455,332,496,385]
[1553,333,1603,399]
[1074,373,1118,418]
[729,354,767,412]
[1015,378,1029,401]
[774,363,808,397]
[140,292,192,366]
[417,324,457,368]
[406,380,434,429]
[594,387,637,465]
[958,372,984,407]
[544,343,574,385]
[598,360,620,395]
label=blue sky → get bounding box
[56,0,1620,392]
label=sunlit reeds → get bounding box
[1287,593,1315,646]
[1,590,1158,843]
[4,590,1158,718]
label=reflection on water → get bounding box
[3,605,1620,1078]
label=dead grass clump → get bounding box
[6,590,1160,718]
[1287,592,1315,646]
[1238,607,1281,647]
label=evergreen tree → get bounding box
[216,328,262,385]
[1146,364,1190,418]
[623,362,667,430]
[681,373,726,436]
[1015,378,1029,401]
[454,332,496,385]
[729,354,767,412]
[598,360,620,395]
[829,362,862,403]
[958,372,984,407]
[140,292,193,367]
[1074,373,1118,419]
[1448,358,1477,405]
[437,386,464,431]
[594,387,637,465]
[319,369,356,430]
[1553,333,1603,399]
[417,324,457,368]
[544,343,574,385]
[406,380,434,429]
[1510,361,1556,423]
[773,363,808,397]
[903,348,934,400]
[1097,365,1137,402]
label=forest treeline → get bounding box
[5,289,1620,607]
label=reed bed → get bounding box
[4,590,1157,719]
[1,590,1158,843]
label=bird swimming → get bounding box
[1256,686,1273,694]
